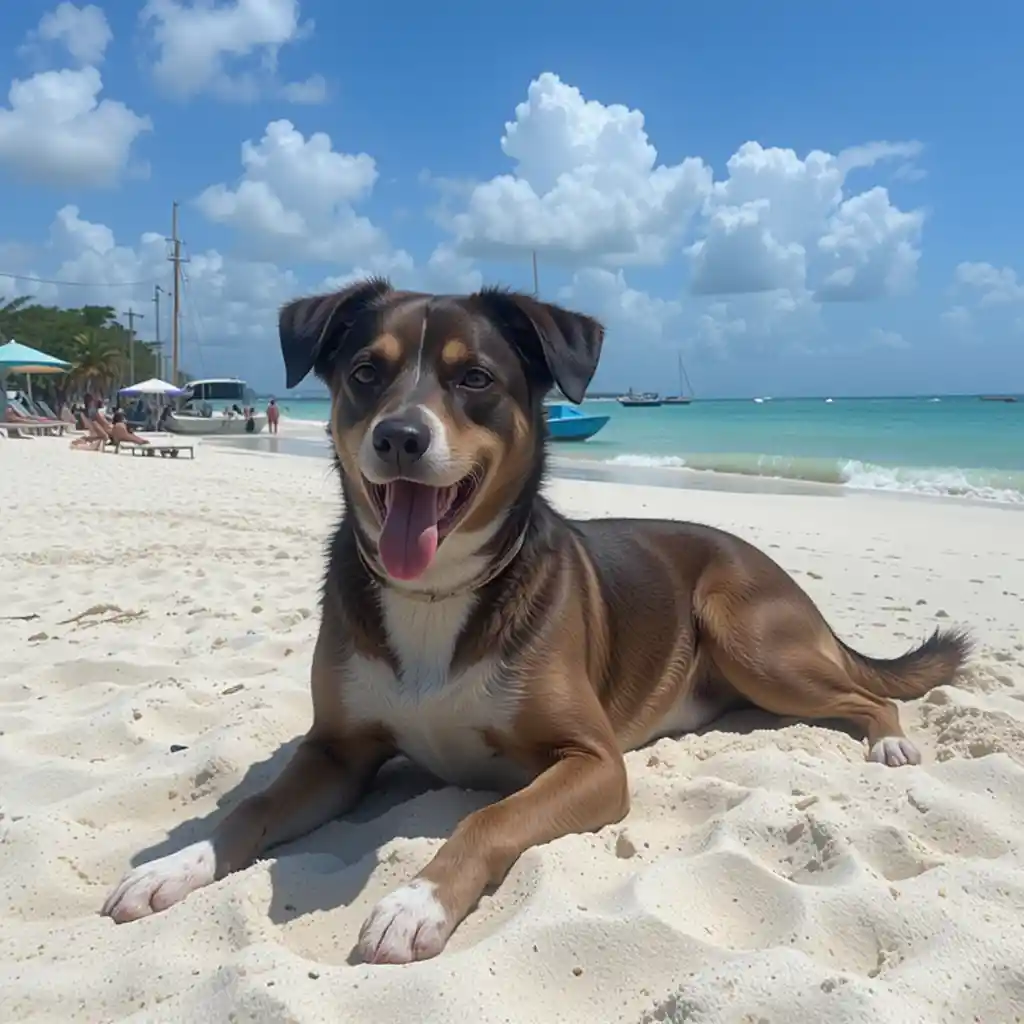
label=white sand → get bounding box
[2,437,1024,1024]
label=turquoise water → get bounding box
[270,395,1024,504]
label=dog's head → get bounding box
[279,278,603,586]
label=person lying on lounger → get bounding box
[71,404,112,449]
[109,410,149,446]
[5,406,40,424]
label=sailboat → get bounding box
[663,352,694,405]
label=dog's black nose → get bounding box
[371,415,431,464]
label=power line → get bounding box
[0,270,158,287]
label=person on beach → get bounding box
[109,409,150,446]
[266,398,280,434]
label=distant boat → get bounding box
[618,390,663,407]
[545,403,609,441]
[980,395,1018,403]
[663,352,695,405]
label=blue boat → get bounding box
[544,403,610,441]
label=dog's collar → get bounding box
[354,524,528,603]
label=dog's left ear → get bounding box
[279,277,393,389]
[472,288,604,404]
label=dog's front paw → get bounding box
[868,736,921,767]
[358,879,452,964]
[101,840,217,923]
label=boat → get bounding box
[618,390,663,407]
[545,403,609,441]
[663,353,694,405]
[166,378,267,435]
[980,395,1018,403]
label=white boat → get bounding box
[165,409,267,435]
[618,390,663,407]
[166,378,267,436]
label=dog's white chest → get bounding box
[342,591,525,791]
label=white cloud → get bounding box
[141,0,323,103]
[559,267,683,342]
[692,143,923,303]
[815,186,922,301]
[0,67,151,186]
[868,327,908,349]
[448,72,712,264]
[195,119,401,266]
[5,205,302,382]
[32,3,113,66]
[280,73,326,104]
[439,74,924,308]
[1,202,487,388]
[953,261,1024,305]
[941,304,974,342]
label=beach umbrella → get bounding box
[119,377,186,397]
[0,339,71,410]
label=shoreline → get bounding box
[207,422,1024,512]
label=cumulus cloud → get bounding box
[4,204,303,382]
[0,200,487,388]
[28,2,113,66]
[140,0,324,103]
[692,143,923,303]
[438,73,925,307]
[559,267,683,343]
[448,72,712,265]
[953,261,1024,306]
[0,66,151,186]
[194,119,404,267]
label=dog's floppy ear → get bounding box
[279,277,393,389]
[472,288,604,404]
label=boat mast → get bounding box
[678,351,695,397]
[531,250,539,296]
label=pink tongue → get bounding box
[378,481,440,580]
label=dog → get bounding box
[102,279,972,963]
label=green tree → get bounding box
[0,295,33,341]
[68,330,124,394]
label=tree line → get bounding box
[0,295,179,401]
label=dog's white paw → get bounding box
[101,840,217,923]
[869,736,921,767]
[358,879,452,964]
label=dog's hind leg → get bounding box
[698,596,921,766]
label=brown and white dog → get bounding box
[102,279,971,963]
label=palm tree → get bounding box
[0,295,32,342]
[68,330,124,395]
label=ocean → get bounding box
[266,395,1024,505]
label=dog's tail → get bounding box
[836,627,973,700]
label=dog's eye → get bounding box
[459,367,493,391]
[350,363,379,387]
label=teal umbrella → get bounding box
[0,340,71,417]
[0,339,71,373]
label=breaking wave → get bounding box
[606,452,1024,505]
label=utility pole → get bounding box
[153,285,164,379]
[122,307,144,383]
[167,201,189,384]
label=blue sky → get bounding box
[1,0,1022,398]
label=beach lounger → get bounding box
[1,419,67,437]
[124,442,195,459]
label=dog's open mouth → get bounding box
[367,475,478,581]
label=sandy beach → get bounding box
[2,436,1024,1024]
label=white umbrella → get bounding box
[119,378,186,397]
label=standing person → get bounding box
[266,397,280,435]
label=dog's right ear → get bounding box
[279,277,393,389]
